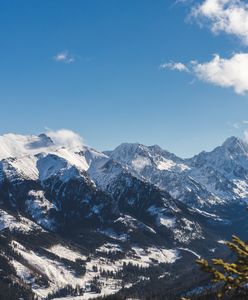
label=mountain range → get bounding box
[1,132,248,299]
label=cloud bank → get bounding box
[161,52,248,94]
[191,0,248,45]
[192,53,248,94]
[163,0,248,94]
[45,129,84,149]
[244,128,248,141]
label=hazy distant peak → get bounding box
[221,136,248,153]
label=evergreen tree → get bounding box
[196,235,248,298]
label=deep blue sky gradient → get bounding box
[0,0,248,157]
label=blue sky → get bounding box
[1,0,248,157]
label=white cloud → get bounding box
[162,52,248,94]
[45,129,83,149]
[160,62,189,72]
[232,122,240,129]
[163,1,248,94]
[228,120,248,130]
[175,0,193,4]
[191,0,248,45]
[53,51,75,64]
[244,128,248,141]
[192,53,248,94]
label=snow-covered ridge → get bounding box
[0,209,43,233]
[0,133,54,159]
[0,133,92,182]
[2,132,248,299]
[2,132,248,206]
[108,137,248,207]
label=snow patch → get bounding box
[26,190,57,230]
[132,156,151,170]
[0,209,43,233]
[96,243,122,254]
[48,244,86,262]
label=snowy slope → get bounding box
[107,142,221,208]
[1,132,248,299]
[0,133,89,183]
[108,138,248,208]
[188,136,248,201]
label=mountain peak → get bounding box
[0,133,57,160]
[222,136,248,154]
[116,142,143,150]
[148,144,163,152]
[111,142,145,156]
[27,133,54,149]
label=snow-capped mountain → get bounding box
[108,137,248,208]
[1,132,248,300]
[188,136,248,200]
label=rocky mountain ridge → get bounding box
[0,133,248,299]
